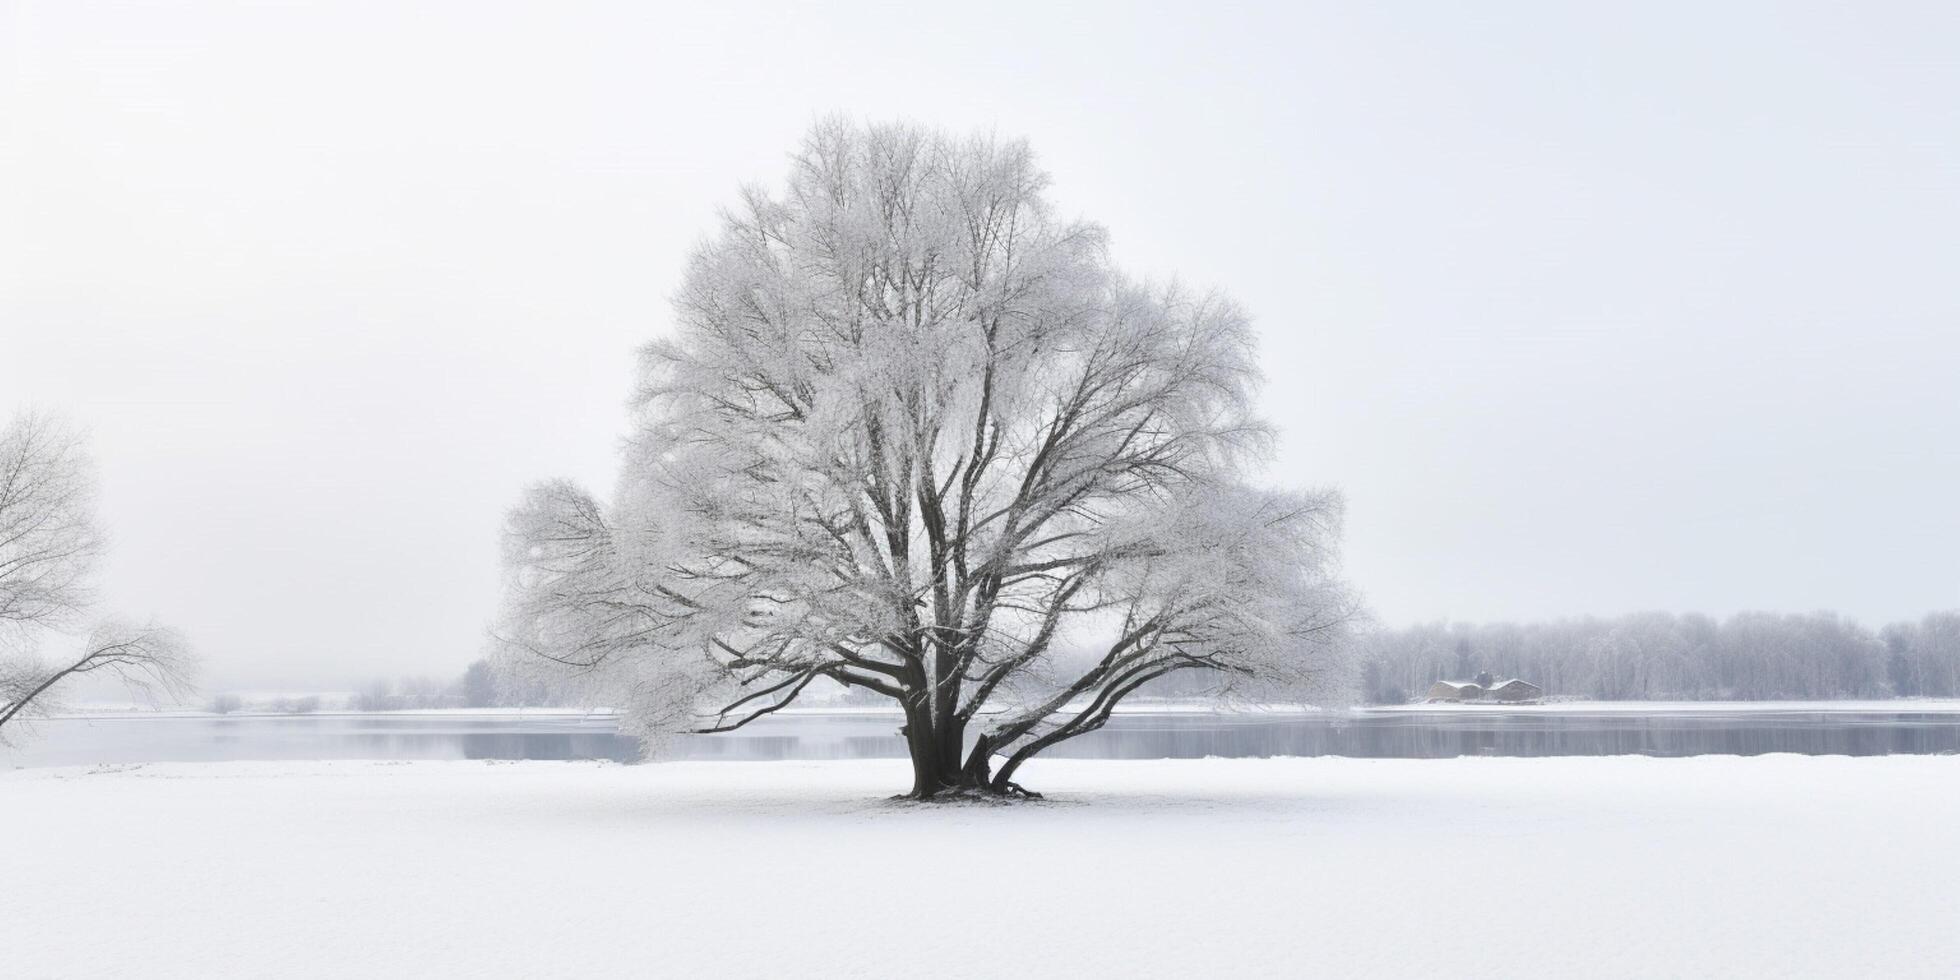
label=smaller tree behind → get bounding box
[0,412,192,738]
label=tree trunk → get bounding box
[901,709,1027,799]
[934,713,965,782]
[901,702,945,798]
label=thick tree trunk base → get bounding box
[898,719,1044,801]
[896,760,1044,802]
[890,780,1044,804]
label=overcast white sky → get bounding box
[4,2,1957,687]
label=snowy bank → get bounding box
[4,756,1957,978]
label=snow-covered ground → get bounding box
[4,756,1956,978]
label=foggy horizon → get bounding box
[5,2,1956,689]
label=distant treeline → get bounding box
[320,661,575,712]
[365,660,573,711]
[344,612,1960,711]
[199,664,581,714]
[1362,611,1960,703]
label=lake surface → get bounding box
[7,706,1960,769]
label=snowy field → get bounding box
[5,756,1958,978]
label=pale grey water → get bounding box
[6,708,1960,769]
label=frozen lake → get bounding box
[7,704,1960,768]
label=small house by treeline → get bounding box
[1424,678,1544,703]
[1485,679,1543,701]
[1426,680,1484,701]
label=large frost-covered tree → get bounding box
[0,412,191,738]
[497,120,1357,798]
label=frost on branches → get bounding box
[0,412,191,739]
[496,120,1358,798]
